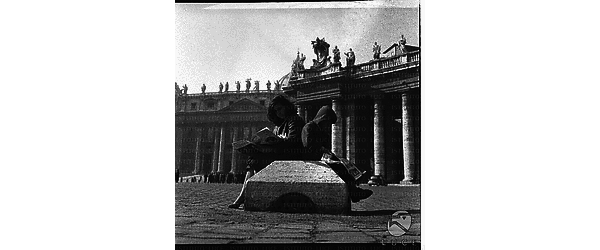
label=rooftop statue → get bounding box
[310,37,331,69]
[398,35,408,54]
[254,80,260,91]
[344,48,355,67]
[183,84,188,95]
[245,78,251,92]
[373,42,381,59]
[225,82,229,92]
[266,80,272,91]
[333,46,341,63]
[298,53,306,70]
[201,84,206,94]
[236,81,241,92]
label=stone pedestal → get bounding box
[245,161,350,214]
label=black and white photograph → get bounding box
[175,1,421,247]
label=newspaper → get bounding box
[232,127,281,154]
[321,152,365,181]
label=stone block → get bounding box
[245,161,350,214]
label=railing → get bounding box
[296,62,342,79]
[185,89,283,97]
[293,50,419,81]
[354,51,420,74]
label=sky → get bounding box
[175,2,419,93]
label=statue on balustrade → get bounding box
[266,80,271,91]
[298,53,306,70]
[398,34,408,55]
[219,82,224,93]
[175,82,181,95]
[236,81,241,92]
[183,84,188,95]
[344,48,355,67]
[245,78,251,92]
[291,51,301,76]
[373,42,381,59]
[333,46,341,63]
[254,80,260,92]
[201,84,206,94]
[310,37,331,69]
[225,82,229,92]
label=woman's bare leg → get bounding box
[231,170,255,205]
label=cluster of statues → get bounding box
[294,35,409,70]
[197,79,282,94]
[294,36,357,69]
[175,82,188,95]
[179,36,409,96]
[371,35,408,60]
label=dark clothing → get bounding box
[301,106,358,184]
[302,106,337,160]
[274,114,305,153]
[245,114,306,172]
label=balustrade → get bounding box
[293,50,419,82]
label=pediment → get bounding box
[219,98,266,112]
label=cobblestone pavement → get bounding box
[176,183,420,244]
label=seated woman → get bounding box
[228,95,305,209]
[302,105,373,202]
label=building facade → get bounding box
[175,85,284,183]
[175,42,420,185]
[284,46,421,185]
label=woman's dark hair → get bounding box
[267,95,297,126]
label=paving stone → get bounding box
[175,217,197,226]
[273,223,313,230]
[314,231,376,243]
[176,237,234,244]
[257,230,311,238]
[176,183,421,244]
[316,221,361,232]
[183,232,251,240]
[244,238,313,244]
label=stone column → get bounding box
[212,126,220,173]
[331,99,344,157]
[345,100,356,163]
[297,104,306,122]
[230,127,239,174]
[175,127,183,171]
[193,137,200,174]
[202,128,212,175]
[402,92,416,183]
[368,98,385,186]
[217,125,226,174]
